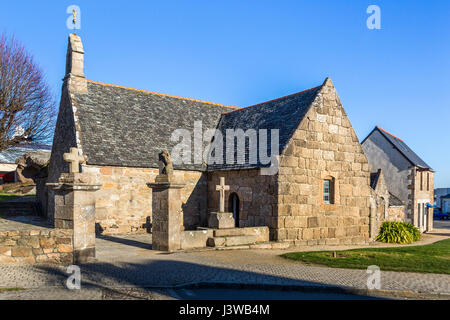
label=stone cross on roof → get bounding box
[72,9,77,25]
[63,147,86,173]
[216,177,230,213]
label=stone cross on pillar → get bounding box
[216,177,230,213]
[63,147,86,173]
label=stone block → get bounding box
[40,237,56,249]
[0,247,12,256]
[180,230,210,250]
[11,246,32,257]
[57,244,73,253]
[208,212,235,229]
[307,217,319,228]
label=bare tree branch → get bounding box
[0,33,56,152]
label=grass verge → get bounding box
[281,239,450,274]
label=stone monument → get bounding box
[47,147,101,263]
[148,150,185,251]
[208,177,235,229]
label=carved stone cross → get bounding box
[216,177,230,213]
[63,147,86,173]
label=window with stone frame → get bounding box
[323,178,335,204]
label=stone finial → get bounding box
[154,150,175,184]
[63,147,86,173]
[64,33,87,93]
[216,177,230,213]
[158,149,173,176]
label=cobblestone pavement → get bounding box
[0,222,449,299]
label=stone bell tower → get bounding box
[64,33,87,93]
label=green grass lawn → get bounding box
[281,239,450,275]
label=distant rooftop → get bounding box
[363,126,432,170]
[0,143,51,164]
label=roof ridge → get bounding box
[376,126,403,141]
[221,85,322,115]
[86,80,240,110]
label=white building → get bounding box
[435,188,450,211]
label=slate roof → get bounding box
[207,85,322,171]
[0,144,51,164]
[363,126,432,170]
[389,192,404,207]
[73,81,237,170]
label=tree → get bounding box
[0,33,56,152]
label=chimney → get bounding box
[64,33,87,93]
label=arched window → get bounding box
[228,193,240,227]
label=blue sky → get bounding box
[1,1,449,187]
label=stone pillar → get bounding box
[148,179,185,252]
[48,173,101,263]
[64,33,87,93]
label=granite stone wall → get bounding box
[207,169,278,238]
[276,79,372,245]
[0,229,73,264]
[387,206,405,222]
[83,165,207,234]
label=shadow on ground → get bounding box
[97,234,152,250]
[35,258,384,300]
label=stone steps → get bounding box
[213,241,291,250]
[207,235,258,247]
[199,226,271,249]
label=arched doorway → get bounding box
[228,193,240,227]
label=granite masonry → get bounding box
[22,32,418,260]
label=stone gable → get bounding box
[276,78,372,245]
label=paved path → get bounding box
[0,221,449,299]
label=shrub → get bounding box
[376,221,421,244]
[404,223,421,242]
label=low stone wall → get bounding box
[180,229,213,250]
[0,229,73,264]
[387,206,405,222]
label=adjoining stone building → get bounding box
[42,33,393,247]
[362,126,434,232]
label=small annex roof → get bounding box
[389,192,404,207]
[0,143,51,164]
[362,126,432,170]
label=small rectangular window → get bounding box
[420,171,423,191]
[427,172,429,191]
[323,180,331,204]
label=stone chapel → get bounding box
[42,33,405,250]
